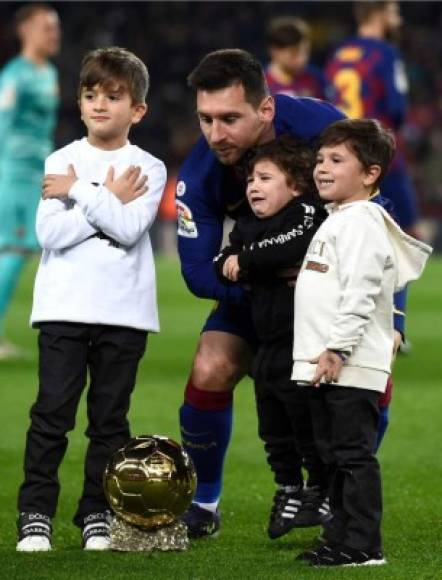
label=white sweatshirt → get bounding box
[292,201,431,392]
[31,138,167,332]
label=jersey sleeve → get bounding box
[36,152,99,250]
[0,68,18,158]
[176,143,245,303]
[378,45,408,129]
[68,159,167,247]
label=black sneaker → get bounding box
[82,510,112,551]
[181,503,220,539]
[311,544,386,567]
[296,543,335,562]
[16,512,52,552]
[267,486,302,539]
[294,487,331,528]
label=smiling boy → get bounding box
[292,119,431,567]
[16,47,166,552]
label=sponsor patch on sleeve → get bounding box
[176,200,198,238]
[176,180,186,197]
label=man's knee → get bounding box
[190,332,251,392]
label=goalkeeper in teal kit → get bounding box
[0,4,60,358]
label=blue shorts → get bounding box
[202,299,258,350]
[380,161,419,229]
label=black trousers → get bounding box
[308,384,382,552]
[253,343,327,489]
[18,322,147,527]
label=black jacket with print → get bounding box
[214,195,327,355]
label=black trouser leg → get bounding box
[309,385,382,552]
[255,378,304,487]
[276,381,327,489]
[18,323,89,517]
[73,325,147,526]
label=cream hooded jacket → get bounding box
[292,201,432,392]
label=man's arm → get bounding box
[380,45,408,130]
[0,72,17,159]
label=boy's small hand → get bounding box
[105,165,148,204]
[43,164,77,199]
[223,255,240,282]
[310,350,344,387]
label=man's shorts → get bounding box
[202,299,258,350]
[0,176,41,251]
[380,160,419,230]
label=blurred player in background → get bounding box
[0,3,60,358]
[325,1,420,238]
[265,16,328,100]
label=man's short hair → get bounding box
[249,135,317,196]
[353,1,392,25]
[14,3,55,33]
[318,118,396,187]
[78,47,149,104]
[266,17,310,49]
[187,49,268,107]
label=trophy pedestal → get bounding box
[110,516,189,552]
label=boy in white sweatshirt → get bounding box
[292,119,431,567]
[16,47,166,552]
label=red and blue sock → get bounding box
[179,380,233,507]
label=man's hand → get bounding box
[43,164,77,199]
[310,350,344,387]
[222,255,240,282]
[105,166,148,204]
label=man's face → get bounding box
[23,10,61,58]
[383,1,402,38]
[269,41,310,76]
[196,83,274,165]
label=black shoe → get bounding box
[267,486,302,539]
[296,543,335,562]
[311,544,386,567]
[82,510,112,550]
[294,487,331,528]
[181,503,220,539]
[16,512,52,552]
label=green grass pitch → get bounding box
[0,256,441,579]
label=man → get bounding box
[325,1,419,238]
[0,3,60,358]
[265,16,328,100]
[176,48,345,538]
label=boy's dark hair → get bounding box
[248,135,317,196]
[353,1,392,25]
[14,3,54,33]
[79,47,149,104]
[266,17,310,49]
[187,49,268,107]
[318,118,396,187]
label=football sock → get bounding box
[376,405,389,451]
[180,380,233,505]
[0,252,26,337]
